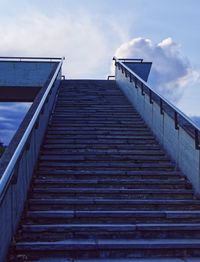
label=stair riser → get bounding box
[18,230,200,242]
[8,80,199,261]
[39,156,169,162]
[40,151,165,156]
[31,192,194,200]
[13,248,200,260]
[42,144,161,150]
[25,210,200,222]
[38,163,174,169]
[34,175,182,180]
[28,204,200,211]
[33,183,189,190]
[45,135,154,139]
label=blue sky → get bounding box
[0,0,200,144]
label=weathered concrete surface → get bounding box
[0,69,61,261]
[0,61,58,101]
[116,66,200,194]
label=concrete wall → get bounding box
[116,66,200,193]
[0,61,57,87]
[0,69,61,261]
[123,62,152,82]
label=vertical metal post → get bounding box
[134,78,138,89]
[149,90,153,104]
[174,111,179,130]
[195,129,200,150]
[141,83,145,96]
[160,99,164,115]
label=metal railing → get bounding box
[0,56,64,261]
[0,56,64,62]
[107,75,115,80]
[117,58,144,63]
[113,56,200,149]
[0,57,64,202]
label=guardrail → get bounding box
[0,57,64,260]
[114,56,200,193]
[0,56,64,62]
[107,75,115,80]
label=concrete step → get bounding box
[48,126,151,131]
[47,125,152,132]
[33,178,190,190]
[47,130,152,136]
[48,123,149,128]
[28,198,200,211]
[52,111,141,115]
[39,154,169,162]
[36,169,183,180]
[14,239,200,259]
[52,112,140,116]
[18,223,200,241]
[8,80,200,260]
[44,139,157,145]
[46,134,154,139]
[42,144,161,150]
[50,120,145,125]
[38,161,175,170]
[25,210,200,224]
[40,148,165,156]
[31,188,194,200]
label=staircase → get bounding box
[8,80,200,261]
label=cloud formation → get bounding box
[0,8,128,144]
[0,7,199,145]
[0,10,127,78]
[114,37,200,102]
[0,103,31,145]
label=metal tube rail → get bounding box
[107,75,115,80]
[0,56,64,61]
[0,57,64,203]
[113,56,200,140]
[117,58,143,62]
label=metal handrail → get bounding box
[117,58,143,62]
[113,56,200,144]
[107,75,115,80]
[0,57,64,202]
[0,56,64,62]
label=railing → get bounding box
[107,75,115,80]
[0,56,63,62]
[113,56,200,148]
[114,56,200,194]
[117,58,144,63]
[0,57,64,261]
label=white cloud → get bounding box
[0,9,128,78]
[0,9,129,143]
[0,103,31,112]
[114,37,200,102]
[0,102,31,144]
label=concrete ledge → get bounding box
[0,61,58,102]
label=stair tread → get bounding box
[33,188,192,194]
[34,179,186,184]
[22,223,200,231]
[8,80,200,260]
[29,199,200,204]
[16,239,200,249]
[26,210,200,219]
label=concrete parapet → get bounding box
[116,64,200,193]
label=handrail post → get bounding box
[195,129,200,150]
[160,99,164,115]
[174,111,179,130]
